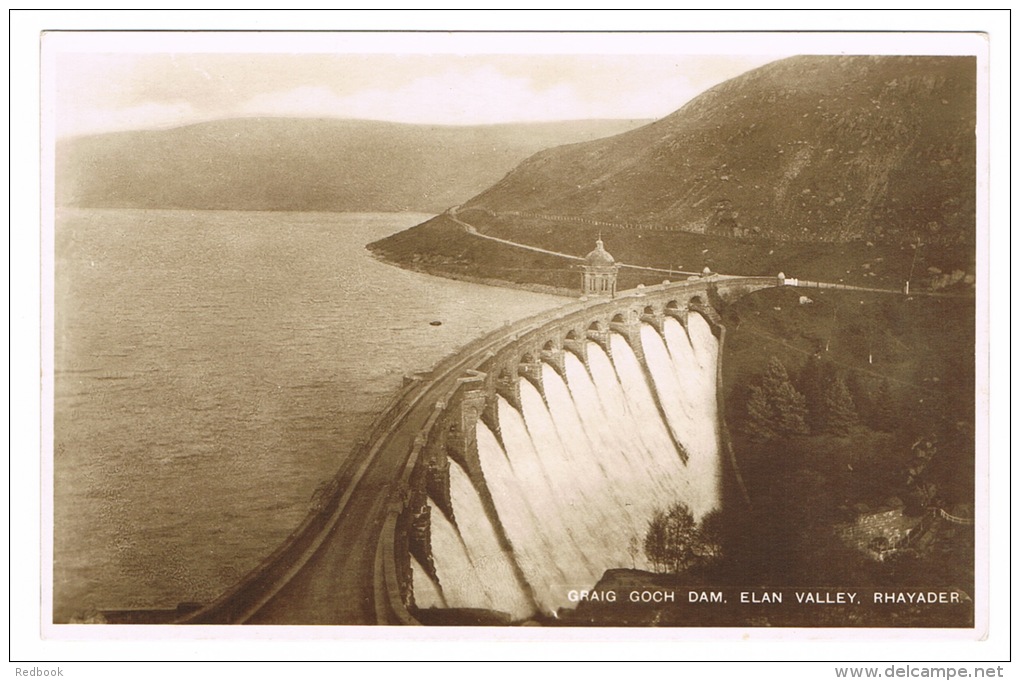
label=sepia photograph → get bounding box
[26,18,1000,663]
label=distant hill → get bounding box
[462,55,976,246]
[55,117,648,213]
[371,56,977,293]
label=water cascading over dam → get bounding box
[411,312,723,620]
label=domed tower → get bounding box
[582,236,619,298]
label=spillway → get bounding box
[419,315,723,619]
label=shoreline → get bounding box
[364,246,578,300]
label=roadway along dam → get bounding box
[178,276,779,625]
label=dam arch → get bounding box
[395,277,778,622]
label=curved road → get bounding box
[448,206,967,300]
[448,206,704,277]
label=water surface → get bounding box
[53,208,567,622]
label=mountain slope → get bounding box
[461,55,976,246]
[55,118,647,213]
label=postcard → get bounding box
[35,26,992,653]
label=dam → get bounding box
[178,274,779,625]
[417,306,723,618]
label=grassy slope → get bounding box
[729,288,973,610]
[463,56,976,246]
[720,285,975,527]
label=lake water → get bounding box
[52,209,567,622]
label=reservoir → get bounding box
[52,209,566,622]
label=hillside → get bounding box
[55,117,647,213]
[462,55,976,246]
[371,56,977,292]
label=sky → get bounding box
[46,27,989,139]
[47,34,785,137]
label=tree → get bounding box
[744,357,809,440]
[627,536,642,569]
[644,502,702,573]
[871,379,899,432]
[799,354,836,433]
[744,385,777,442]
[822,376,858,435]
[906,436,939,512]
[697,509,726,563]
[845,371,873,426]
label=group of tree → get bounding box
[804,355,904,434]
[799,355,858,436]
[743,357,810,442]
[643,502,722,574]
[743,355,901,441]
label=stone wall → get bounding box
[836,505,922,559]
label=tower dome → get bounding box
[585,238,616,266]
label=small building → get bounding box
[835,499,922,561]
[582,237,619,298]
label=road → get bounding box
[447,206,971,300]
[447,206,703,277]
